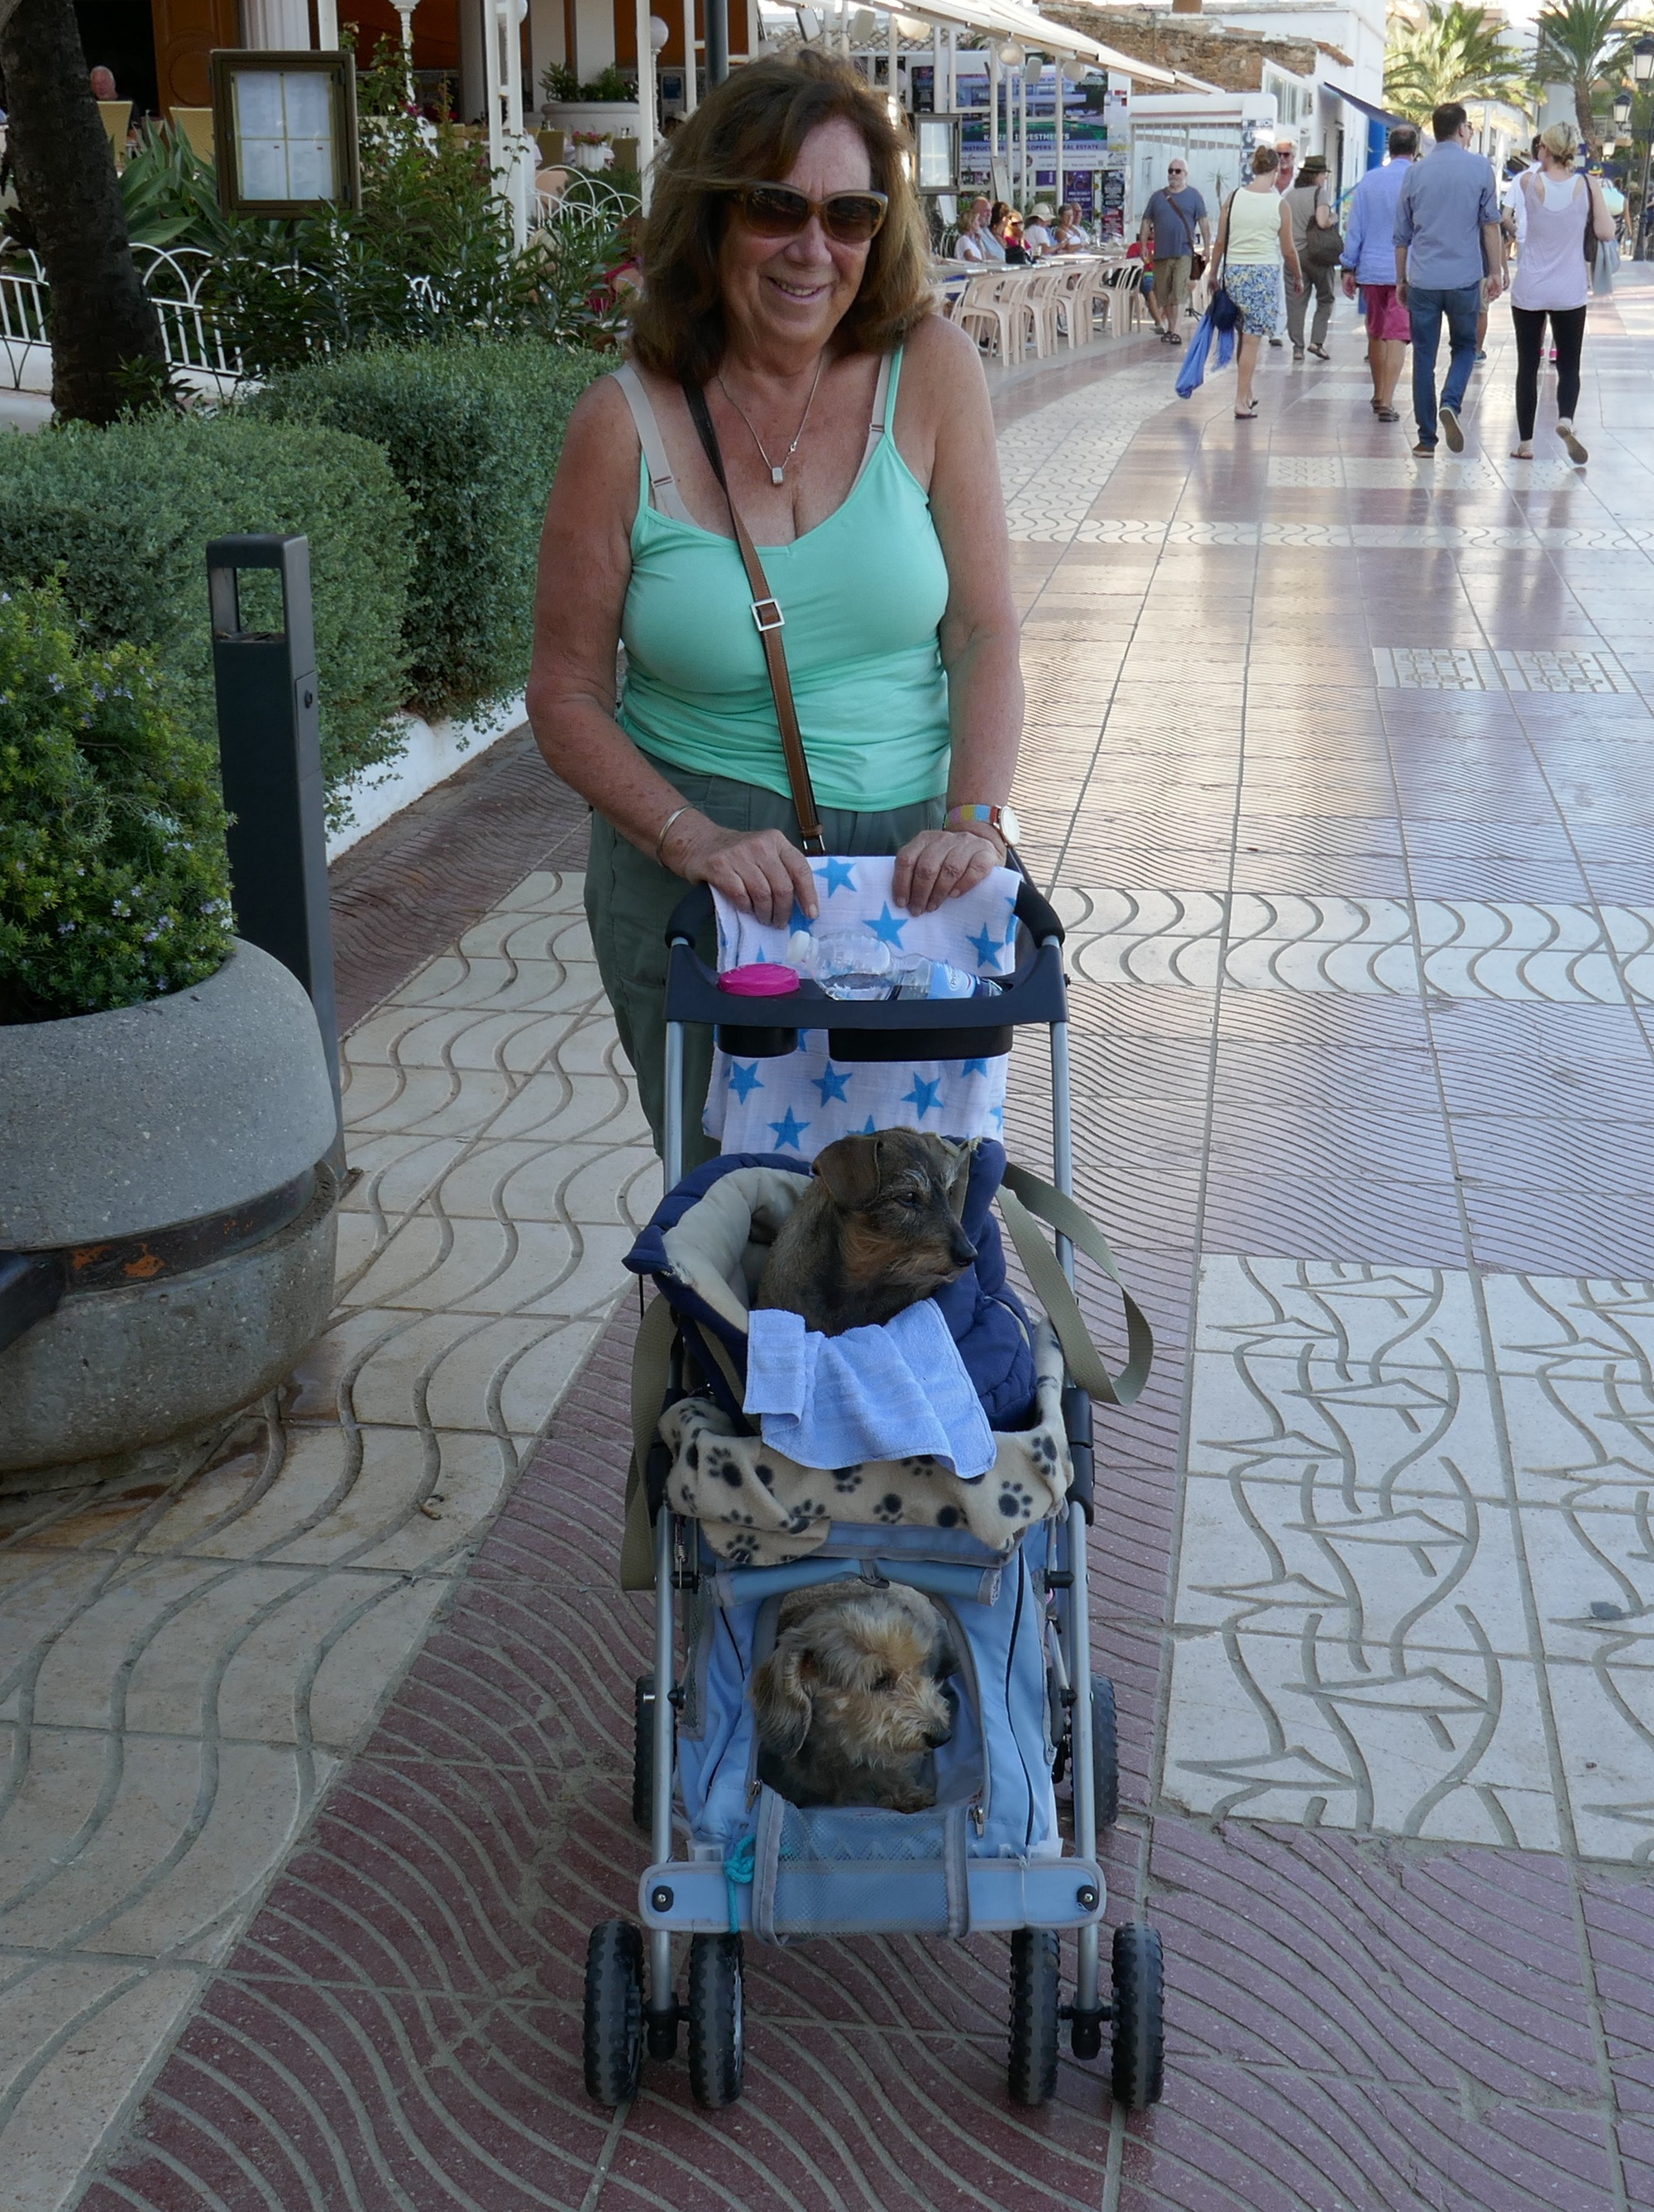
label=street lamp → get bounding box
[1634,35,1654,260]
[1613,86,1632,132]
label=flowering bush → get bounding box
[0,585,234,1023]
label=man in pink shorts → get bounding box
[1339,122,1420,423]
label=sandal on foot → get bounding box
[1235,402,1259,419]
[1556,422,1589,465]
[1307,343,1331,360]
[1510,443,1533,459]
[1377,405,1400,422]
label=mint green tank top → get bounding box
[614,348,952,813]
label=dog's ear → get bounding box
[750,1649,814,1755]
[813,1133,884,1209]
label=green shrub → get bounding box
[0,414,414,815]
[251,339,604,719]
[0,583,234,1022]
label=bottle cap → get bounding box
[718,962,801,998]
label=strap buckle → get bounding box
[751,597,785,634]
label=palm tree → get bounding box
[1533,0,1642,151]
[1384,2,1529,119]
[0,0,168,424]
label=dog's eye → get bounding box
[872,1669,896,1692]
[897,1195,920,1209]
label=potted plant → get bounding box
[0,585,340,1494]
[539,60,643,147]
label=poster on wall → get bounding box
[1098,165,1126,241]
[954,65,1113,193]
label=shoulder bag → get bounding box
[681,377,826,857]
[1303,196,1345,270]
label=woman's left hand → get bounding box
[893,826,1005,915]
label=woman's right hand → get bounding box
[663,813,820,929]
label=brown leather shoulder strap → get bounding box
[681,378,825,855]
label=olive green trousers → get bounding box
[585,771,944,1170]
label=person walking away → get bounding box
[1140,159,1210,344]
[1284,153,1337,359]
[1394,101,1503,457]
[1507,121,1614,464]
[1212,145,1303,417]
[1340,122,1417,422]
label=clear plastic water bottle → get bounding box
[891,959,1003,1001]
[786,927,892,1000]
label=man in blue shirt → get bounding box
[1341,122,1418,422]
[1394,101,1505,455]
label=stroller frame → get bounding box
[586,871,1165,2114]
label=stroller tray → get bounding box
[639,1852,1106,1938]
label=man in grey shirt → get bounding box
[1394,100,1504,455]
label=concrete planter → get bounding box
[0,942,340,1493]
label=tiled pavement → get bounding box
[9,275,1654,2208]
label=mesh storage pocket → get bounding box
[751,1791,970,1941]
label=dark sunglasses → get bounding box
[724,181,889,244]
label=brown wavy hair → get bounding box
[629,50,934,386]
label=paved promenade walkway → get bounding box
[3,274,1654,2210]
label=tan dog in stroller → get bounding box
[750,1582,955,1812]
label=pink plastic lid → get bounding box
[718,961,801,998]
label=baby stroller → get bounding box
[582,869,1167,2113]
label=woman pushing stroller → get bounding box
[526,49,1022,1165]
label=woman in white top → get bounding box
[1507,120,1613,463]
[955,195,997,262]
[1054,203,1090,250]
[1211,145,1303,418]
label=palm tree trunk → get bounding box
[0,0,168,424]
[1575,72,1598,155]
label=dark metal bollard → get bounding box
[206,534,342,1151]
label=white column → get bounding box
[1017,62,1026,203]
[988,46,999,163]
[682,0,697,112]
[636,0,657,187]
[887,6,897,96]
[1054,59,1063,210]
[240,0,309,44]
[315,0,339,45]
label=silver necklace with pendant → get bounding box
[716,355,828,486]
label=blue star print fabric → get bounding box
[705,857,1017,1159]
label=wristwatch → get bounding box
[945,802,1021,847]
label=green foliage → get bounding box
[251,339,604,719]
[541,62,636,102]
[119,122,244,252]
[0,414,413,816]
[1384,2,1529,117]
[1534,0,1642,140]
[0,583,234,1022]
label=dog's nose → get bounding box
[925,1723,953,1749]
[949,1229,978,1268]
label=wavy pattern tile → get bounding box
[0,868,655,2211]
[1165,1255,1654,1861]
[1056,884,1654,1005]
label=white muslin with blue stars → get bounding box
[705,856,1018,1160]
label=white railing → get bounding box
[0,242,246,396]
[533,170,641,232]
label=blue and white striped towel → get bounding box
[704,856,1017,1160]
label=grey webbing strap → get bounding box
[622,1290,678,1591]
[997,1163,1154,1407]
[612,365,697,525]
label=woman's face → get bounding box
[718,116,875,357]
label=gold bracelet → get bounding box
[654,804,693,869]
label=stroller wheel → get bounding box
[1110,1922,1165,2110]
[1092,1677,1120,1831]
[687,1932,745,2108]
[583,1920,644,2104]
[633,1676,659,1832]
[1006,1928,1061,2106]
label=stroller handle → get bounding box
[662,873,1066,952]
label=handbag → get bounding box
[681,377,826,857]
[1303,213,1345,270]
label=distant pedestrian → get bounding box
[1506,121,1615,465]
[1284,152,1337,359]
[1393,100,1504,457]
[1140,160,1211,345]
[1268,139,1297,346]
[1340,122,1418,423]
[1212,144,1304,418]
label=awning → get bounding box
[886,0,1180,83]
[1326,81,1413,131]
